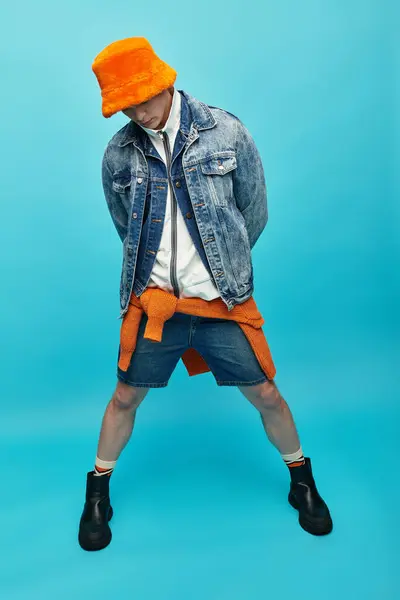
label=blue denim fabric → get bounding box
[102,89,268,319]
[117,312,268,388]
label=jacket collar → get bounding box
[117,89,217,148]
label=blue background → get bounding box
[1,1,398,598]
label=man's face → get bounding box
[121,88,173,130]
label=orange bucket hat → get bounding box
[92,37,177,118]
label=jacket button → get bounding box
[175,181,181,188]
[137,177,143,184]
[132,212,137,219]
[186,212,192,219]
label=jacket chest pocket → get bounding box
[200,154,237,207]
[112,171,132,193]
[112,171,133,212]
[112,171,148,215]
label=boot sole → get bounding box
[288,494,333,536]
[78,506,114,551]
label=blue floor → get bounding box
[2,347,398,600]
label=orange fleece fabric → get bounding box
[118,288,276,380]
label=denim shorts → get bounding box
[116,311,269,388]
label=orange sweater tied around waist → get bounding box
[118,288,276,380]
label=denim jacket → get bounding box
[101,89,268,319]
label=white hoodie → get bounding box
[140,88,221,301]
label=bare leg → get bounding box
[96,381,150,462]
[238,379,301,454]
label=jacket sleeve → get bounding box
[232,119,268,249]
[102,149,128,243]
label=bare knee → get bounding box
[239,379,282,411]
[112,381,149,411]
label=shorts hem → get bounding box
[216,375,269,386]
[117,374,168,388]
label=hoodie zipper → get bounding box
[157,130,180,298]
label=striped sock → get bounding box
[281,447,306,468]
[93,457,117,477]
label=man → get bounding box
[79,36,332,551]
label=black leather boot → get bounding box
[78,471,114,551]
[288,457,333,535]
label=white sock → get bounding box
[281,447,305,467]
[93,456,117,476]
